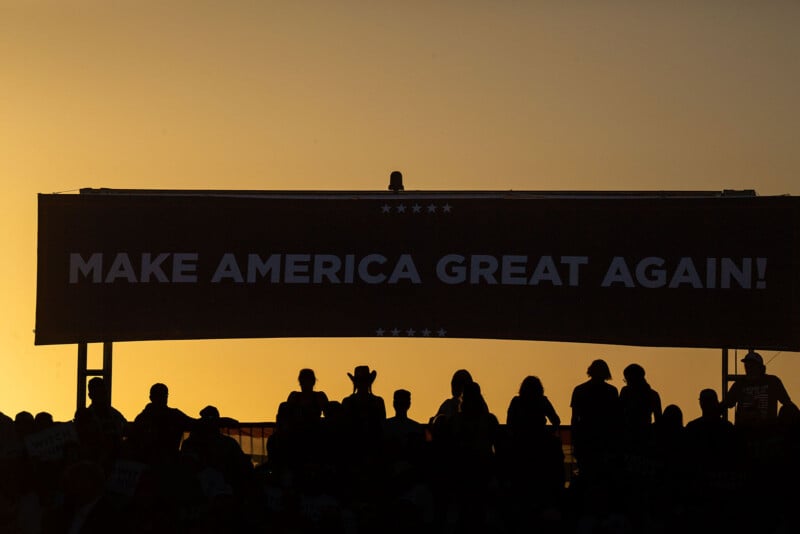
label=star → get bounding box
[412,204,422,213]
[396,204,406,213]
[391,328,400,336]
[381,204,391,214]
[421,329,431,337]
[443,203,452,213]
[437,328,447,337]
[427,204,437,213]
[375,328,385,336]
[406,328,416,336]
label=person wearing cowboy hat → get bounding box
[341,365,386,462]
[722,350,796,427]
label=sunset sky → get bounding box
[2,1,799,426]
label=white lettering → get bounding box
[387,254,420,284]
[105,253,137,283]
[285,254,311,283]
[69,253,102,283]
[437,254,466,284]
[140,253,170,282]
[529,256,562,286]
[602,257,635,287]
[212,254,243,283]
[358,254,387,284]
[501,255,528,285]
[247,254,281,283]
[636,257,666,288]
[669,257,703,288]
[172,253,198,283]
[313,255,341,283]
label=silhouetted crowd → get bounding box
[1,352,799,533]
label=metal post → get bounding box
[77,342,88,411]
[103,341,113,402]
[76,341,114,414]
[721,348,729,421]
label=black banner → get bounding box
[35,191,800,349]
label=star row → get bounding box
[380,203,453,214]
[375,327,447,337]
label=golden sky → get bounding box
[2,1,799,425]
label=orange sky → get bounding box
[1,2,798,425]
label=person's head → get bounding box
[348,365,377,393]
[14,411,35,437]
[622,363,646,386]
[519,376,544,399]
[298,368,316,391]
[587,359,612,381]
[460,381,489,415]
[741,350,766,377]
[149,383,169,407]
[198,405,221,432]
[34,411,54,431]
[199,405,220,419]
[661,404,683,428]
[87,377,109,405]
[450,369,473,398]
[393,389,411,415]
[698,388,720,417]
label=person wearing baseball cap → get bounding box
[721,350,796,428]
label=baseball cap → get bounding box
[741,351,764,365]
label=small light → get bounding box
[388,171,404,192]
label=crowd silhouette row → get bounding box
[1,351,798,533]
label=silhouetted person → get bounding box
[449,381,499,534]
[34,412,55,432]
[340,365,386,463]
[507,375,561,437]
[775,403,800,527]
[684,389,740,531]
[0,410,13,448]
[685,389,735,453]
[505,376,565,532]
[14,411,36,441]
[286,368,329,425]
[433,369,473,421]
[74,377,127,471]
[382,389,425,465]
[181,405,254,498]
[721,350,796,428]
[265,401,302,486]
[429,369,473,449]
[649,403,687,527]
[570,359,620,482]
[619,363,661,449]
[128,382,195,466]
[285,368,328,465]
[47,459,130,534]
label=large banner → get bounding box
[35,191,800,350]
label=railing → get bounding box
[212,423,576,481]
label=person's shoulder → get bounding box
[765,373,786,385]
[134,404,153,421]
[437,398,458,416]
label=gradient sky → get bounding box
[2,1,799,425]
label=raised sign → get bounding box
[35,190,800,349]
